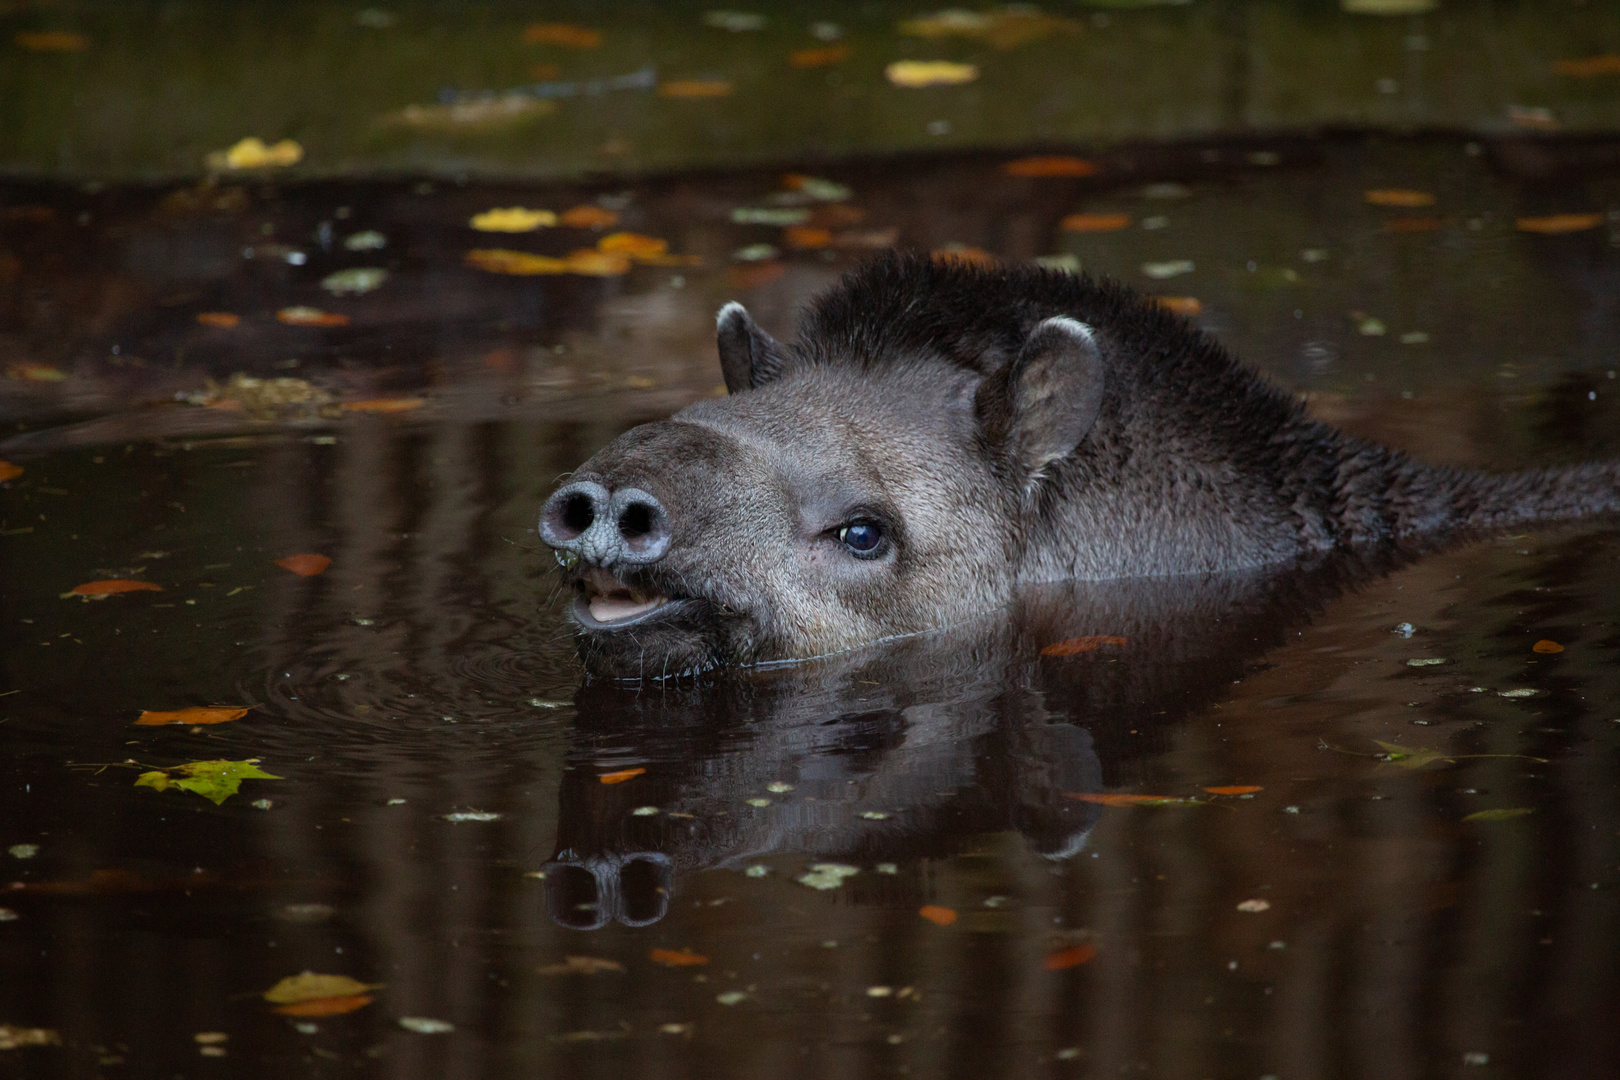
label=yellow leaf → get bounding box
[470,208,557,232]
[1531,639,1564,654]
[264,972,384,1004]
[885,60,979,87]
[597,232,668,259]
[219,138,303,170]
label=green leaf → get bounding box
[1462,808,1534,822]
[134,759,282,805]
[1373,741,1451,769]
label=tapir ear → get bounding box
[716,302,789,393]
[977,317,1105,489]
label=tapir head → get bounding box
[539,258,1107,679]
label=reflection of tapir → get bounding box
[542,559,1382,929]
[540,253,1620,679]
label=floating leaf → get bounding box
[274,994,373,1017]
[1552,55,1620,78]
[196,312,240,328]
[658,79,734,97]
[784,225,833,248]
[649,948,709,966]
[797,862,859,890]
[1531,639,1564,654]
[275,553,332,577]
[790,44,850,67]
[66,579,162,597]
[0,1025,61,1049]
[1373,740,1450,769]
[1061,212,1128,231]
[1463,807,1533,822]
[1064,792,1199,807]
[731,207,811,226]
[343,398,424,414]
[384,97,555,131]
[1498,688,1540,699]
[597,232,668,259]
[1042,943,1097,970]
[1342,0,1436,12]
[522,23,602,48]
[899,10,1080,49]
[470,208,557,232]
[918,905,957,926]
[277,306,349,327]
[135,759,282,805]
[16,30,89,51]
[442,811,501,822]
[345,230,387,250]
[216,138,303,170]
[135,706,252,727]
[539,955,624,975]
[1364,189,1435,208]
[1142,260,1194,279]
[885,60,979,87]
[398,1017,454,1034]
[8,363,67,381]
[599,767,646,784]
[465,249,572,275]
[1236,898,1272,912]
[783,174,851,201]
[1203,785,1263,795]
[714,991,750,1005]
[1041,635,1127,656]
[1154,297,1203,316]
[1008,157,1100,179]
[264,972,380,1004]
[322,267,388,295]
[559,205,620,229]
[0,460,22,481]
[1406,657,1447,666]
[1516,213,1602,234]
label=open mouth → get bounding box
[574,567,672,629]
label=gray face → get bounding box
[540,303,1104,679]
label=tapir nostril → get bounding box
[539,480,610,551]
[562,493,595,534]
[610,489,670,563]
[618,501,653,538]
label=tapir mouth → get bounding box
[573,566,675,630]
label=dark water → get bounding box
[2,137,1620,1078]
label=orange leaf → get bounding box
[783,225,833,249]
[135,706,252,727]
[277,307,349,327]
[523,23,601,48]
[1154,297,1202,316]
[1552,55,1620,78]
[343,398,425,414]
[1531,639,1564,654]
[1060,212,1129,233]
[1364,189,1435,208]
[272,994,374,1017]
[0,460,22,481]
[597,232,668,259]
[1063,792,1194,807]
[649,948,708,966]
[599,767,646,785]
[1040,635,1127,657]
[728,262,786,290]
[69,580,162,596]
[931,246,997,267]
[658,80,733,98]
[275,553,331,576]
[465,248,570,275]
[790,44,851,68]
[1516,213,1603,234]
[559,205,620,229]
[16,30,90,51]
[1004,156,1099,178]
[918,905,958,926]
[1042,943,1097,970]
[1383,217,1443,233]
[196,312,241,328]
[1203,785,1263,795]
[564,249,634,276]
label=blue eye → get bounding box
[838,521,883,554]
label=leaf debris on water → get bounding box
[598,767,646,784]
[714,991,750,1005]
[1406,657,1447,666]
[135,759,281,805]
[885,60,979,87]
[135,706,252,727]
[1463,808,1534,822]
[442,811,501,822]
[8,844,39,859]
[0,1025,61,1049]
[1042,943,1097,970]
[797,863,859,890]
[538,956,624,975]
[265,972,382,1004]
[1236,899,1272,912]
[650,948,709,967]
[471,208,556,232]
[321,268,388,295]
[919,905,957,926]
[398,1017,454,1034]
[275,554,332,577]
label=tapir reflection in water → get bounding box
[540,253,1620,680]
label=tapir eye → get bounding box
[837,520,885,557]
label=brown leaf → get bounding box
[1552,55,1620,77]
[274,554,332,576]
[918,905,958,926]
[1364,189,1435,208]
[598,767,646,784]
[783,226,833,249]
[68,579,163,596]
[1516,213,1603,234]
[343,398,424,414]
[649,948,708,966]
[1203,785,1263,795]
[273,994,373,1017]
[559,205,620,229]
[790,44,851,67]
[135,706,252,727]
[658,80,734,98]
[1042,943,1097,970]
[539,955,625,975]
[1005,156,1099,178]
[196,312,241,328]
[1040,635,1127,657]
[1531,639,1564,654]
[523,23,601,48]
[0,460,22,482]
